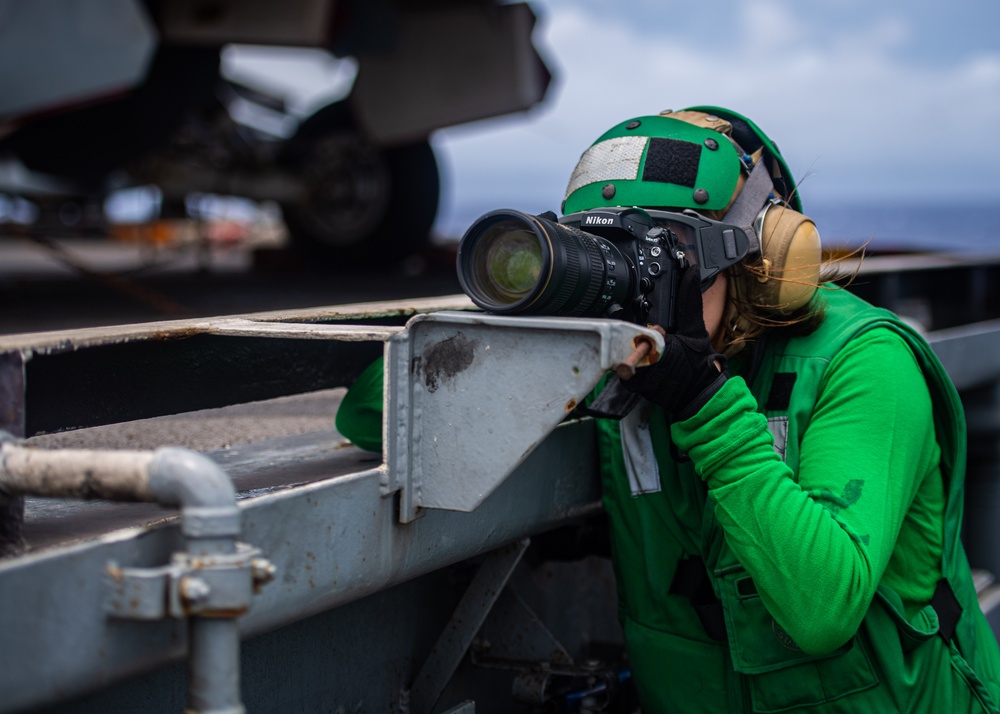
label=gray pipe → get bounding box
[149,448,244,714]
[0,435,247,714]
[148,447,240,547]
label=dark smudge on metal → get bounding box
[418,335,478,393]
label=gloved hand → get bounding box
[622,266,728,421]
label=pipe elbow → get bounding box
[148,448,240,540]
[148,448,236,509]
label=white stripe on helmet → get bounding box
[564,136,648,200]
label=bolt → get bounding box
[180,576,211,606]
[704,138,719,150]
[625,120,641,130]
[693,188,710,204]
[601,184,616,199]
[251,558,277,588]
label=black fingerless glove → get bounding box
[622,267,728,421]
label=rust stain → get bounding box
[197,606,249,618]
[636,334,661,365]
[149,327,206,341]
[564,399,578,412]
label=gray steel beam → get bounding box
[0,352,26,555]
[0,440,266,714]
[928,319,1000,391]
[0,421,600,713]
[0,296,472,437]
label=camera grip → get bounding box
[650,256,682,333]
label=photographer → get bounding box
[338,107,1000,712]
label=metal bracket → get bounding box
[106,543,274,620]
[406,539,529,714]
[440,703,475,714]
[471,587,572,669]
[470,585,622,709]
[385,312,662,522]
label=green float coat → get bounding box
[599,287,1000,712]
[335,356,384,454]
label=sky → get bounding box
[429,0,1000,237]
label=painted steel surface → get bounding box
[0,422,601,712]
[0,306,658,712]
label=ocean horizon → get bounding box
[434,198,1000,256]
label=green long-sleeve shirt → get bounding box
[671,327,944,655]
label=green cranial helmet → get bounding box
[562,107,801,216]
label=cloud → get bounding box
[434,0,1000,232]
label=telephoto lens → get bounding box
[456,210,633,317]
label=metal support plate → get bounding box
[386,312,661,521]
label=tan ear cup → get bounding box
[757,204,822,312]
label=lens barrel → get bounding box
[456,210,632,317]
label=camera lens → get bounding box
[474,220,543,303]
[457,210,632,317]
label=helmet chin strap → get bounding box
[721,157,775,256]
[715,156,777,355]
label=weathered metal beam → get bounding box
[0,295,471,437]
[928,319,1000,391]
[0,421,600,713]
[0,352,26,555]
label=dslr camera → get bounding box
[456,206,755,331]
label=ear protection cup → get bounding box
[754,202,821,312]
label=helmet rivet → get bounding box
[693,188,709,204]
[625,120,642,130]
[602,184,617,199]
[704,138,719,151]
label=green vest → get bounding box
[597,288,1000,713]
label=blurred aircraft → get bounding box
[0,0,552,261]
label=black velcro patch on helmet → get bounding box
[766,373,797,411]
[642,138,701,187]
